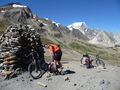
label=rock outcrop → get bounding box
[114,32,120,45]
[89,31,116,47]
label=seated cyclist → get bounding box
[81,53,92,68]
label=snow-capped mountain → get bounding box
[67,22,88,30]
[67,22,118,47]
[67,22,100,39]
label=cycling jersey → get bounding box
[49,44,61,53]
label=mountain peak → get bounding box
[0,2,32,24]
[67,22,88,30]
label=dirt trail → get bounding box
[0,60,120,90]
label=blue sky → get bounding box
[0,0,120,34]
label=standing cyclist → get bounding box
[44,44,63,72]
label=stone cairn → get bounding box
[0,24,44,79]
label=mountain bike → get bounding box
[94,55,105,68]
[28,48,48,79]
[28,48,63,79]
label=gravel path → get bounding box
[0,61,120,90]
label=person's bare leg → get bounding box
[58,61,62,68]
[57,61,63,72]
[54,60,57,71]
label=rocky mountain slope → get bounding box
[0,2,89,44]
[114,32,120,45]
[0,3,120,63]
[89,31,116,47]
[0,2,33,24]
[0,2,119,48]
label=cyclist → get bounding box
[81,53,92,68]
[44,44,63,72]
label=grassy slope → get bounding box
[68,41,120,66]
[0,19,11,35]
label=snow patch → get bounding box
[85,29,88,32]
[55,23,60,27]
[52,21,60,27]
[44,18,49,20]
[67,26,73,31]
[12,4,27,8]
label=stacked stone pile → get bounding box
[0,24,44,79]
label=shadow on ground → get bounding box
[64,70,75,75]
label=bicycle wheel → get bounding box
[96,60,105,68]
[28,62,46,79]
[80,58,84,64]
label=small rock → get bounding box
[100,80,105,85]
[73,83,77,86]
[106,81,111,86]
[22,79,25,82]
[81,85,84,87]
[47,78,52,81]
[30,79,33,82]
[16,79,19,81]
[67,67,69,68]
[64,77,70,81]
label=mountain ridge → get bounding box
[0,2,120,47]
